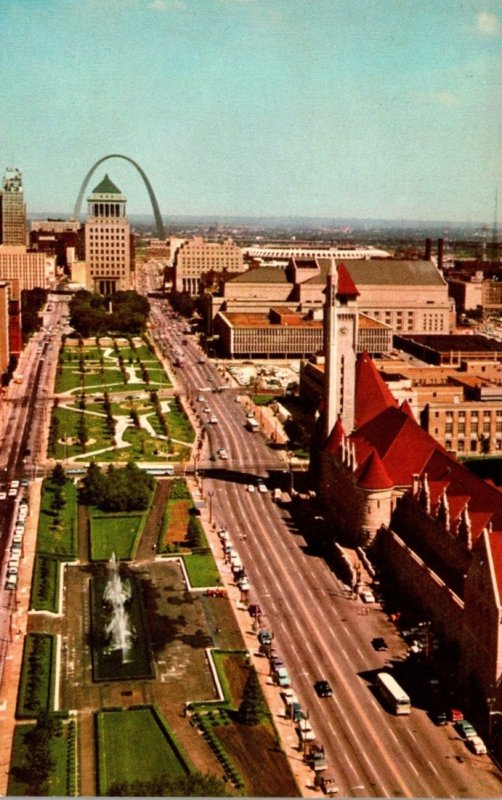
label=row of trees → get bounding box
[69,290,149,337]
[79,461,154,512]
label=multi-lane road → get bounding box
[148,295,502,798]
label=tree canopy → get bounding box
[79,461,154,512]
[69,290,150,336]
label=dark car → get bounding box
[314,680,333,697]
[431,708,448,726]
[372,637,389,651]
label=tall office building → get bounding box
[84,174,133,294]
[0,168,27,246]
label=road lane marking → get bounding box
[427,759,439,777]
[408,759,420,777]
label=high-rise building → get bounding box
[0,168,27,246]
[84,174,133,294]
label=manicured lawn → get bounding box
[8,719,76,796]
[37,478,77,557]
[16,633,56,718]
[183,552,222,587]
[96,707,190,795]
[31,554,61,612]
[90,511,146,561]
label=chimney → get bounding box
[425,238,432,261]
[437,238,444,271]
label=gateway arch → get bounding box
[73,154,166,239]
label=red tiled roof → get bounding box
[324,417,346,454]
[400,399,414,419]
[337,262,359,297]
[357,449,394,490]
[354,352,398,428]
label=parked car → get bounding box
[314,774,339,795]
[431,708,448,726]
[449,708,464,722]
[360,589,376,603]
[455,719,478,739]
[314,680,333,697]
[466,735,487,755]
[258,629,273,646]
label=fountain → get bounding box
[90,554,154,682]
[103,553,134,662]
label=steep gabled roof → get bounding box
[337,262,359,297]
[400,399,415,419]
[354,352,398,428]
[324,417,346,454]
[356,449,394,490]
[352,406,444,488]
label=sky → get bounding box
[1,0,502,223]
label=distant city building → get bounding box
[243,244,391,264]
[84,174,133,294]
[30,218,81,271]
[0,168,27,246]
[217,258,453,337]
[213,308,324,359]
[0,282,10,374]
[173,236,245,294]
[0,245,55,290]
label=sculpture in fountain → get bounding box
[103,552,134,662]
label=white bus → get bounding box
[375,672,411,715]
[246,418,260,433]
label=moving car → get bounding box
[246,484,255,493]
[360,589,376,603]
[314,680,333,697]
[257,481,267,493]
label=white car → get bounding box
[209,416,218,424]
[218,449,229,460]
[0,492,6,500]
[360,589,376,603]
[467,735,487,755]
[246,484,255,493]
[257,482,267,494]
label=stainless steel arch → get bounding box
[73,153,165,239]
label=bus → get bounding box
[375,672,411,715]
[142,465,175,476]
[246,418,260,432]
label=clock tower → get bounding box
[323,260,359,439]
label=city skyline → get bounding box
[1,0,502,223]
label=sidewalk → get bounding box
[187,474,318,797]
[0,479,43,796]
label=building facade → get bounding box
[174,236,245,294]
[0,246,55,290]
[84,174,133,294]
[0,168,26,246]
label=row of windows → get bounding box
[450,438,502,453]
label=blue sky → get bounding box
[1,0,502,222]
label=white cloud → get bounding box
[148,0,186,10]
[475,11,501,37]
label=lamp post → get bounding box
[208,490,214,524]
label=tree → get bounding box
[51,463,66,486]
[238,667,269,725]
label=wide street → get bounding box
[148,294,502,798]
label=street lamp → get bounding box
[208,489,214,524]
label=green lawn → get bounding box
[96,707,190,795]
[37,479,77,557]
[16,633,56,718]
[49,406,113,459]
[8,719,76,796]
[31,554,61,613]
[183,552,222,587]
[90,511,146,560]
